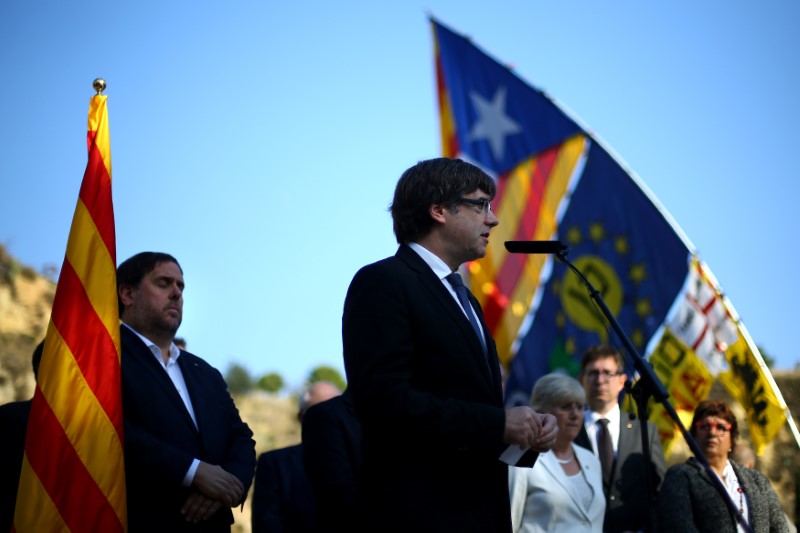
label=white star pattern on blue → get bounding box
[468,86,522,161]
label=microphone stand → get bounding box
[509,241,752,533]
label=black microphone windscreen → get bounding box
[504,241,568,255]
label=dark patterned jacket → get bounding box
[657,457,789,532]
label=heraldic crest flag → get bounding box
[431,18,797,455]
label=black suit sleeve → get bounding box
[302,397,362,528]
[0,401,29,533]
[202,365,257,493]
[251,453,285,533]
[657,464,701,532]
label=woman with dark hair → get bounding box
[657,399,789,532]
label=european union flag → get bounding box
[505,143,690,405]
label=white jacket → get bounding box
[508,444,605,532]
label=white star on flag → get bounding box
[468,86,522,161]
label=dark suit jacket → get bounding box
[301,391,363,531]
[342,245,509,532]
[0,399,30,532]
[575,413,667,533]
[657,457,789,533]
[121,326,256,532]
[251,444,316,533]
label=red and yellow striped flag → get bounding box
[14,85,127,532]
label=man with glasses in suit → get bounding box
[343,158,558,532]
[575,344,667,533]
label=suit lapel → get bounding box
[467,290,504,398]
[615,418,638,483]
[694,459,756,530]
[179,354,206,436]
[540,451,594,522]
[396,246,499,395]
[122,327,199,434]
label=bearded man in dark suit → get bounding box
[342,158,558,532]
[118,252,256,532]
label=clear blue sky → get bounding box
[1,1,798,391]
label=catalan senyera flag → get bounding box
[14,89,127,531]
[431,18,799,455]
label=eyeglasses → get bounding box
[458,197,492,215]
[583,369,624,380]
[694,421,732,433]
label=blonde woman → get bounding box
[509,374,605,532]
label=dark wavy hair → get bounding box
[390,158,495,244]
[690,399,739,449]
[117,252,182,315]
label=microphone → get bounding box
[504,241,569,255]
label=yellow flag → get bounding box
[718,334,787,455]
[648,328,714,456]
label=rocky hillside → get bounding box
[0,245,55,402]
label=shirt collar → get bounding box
[721,460,736,483]
[123,322,181,364]
[587,403,621,426]
[408,242,455,280]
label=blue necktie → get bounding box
[446,272,488,357]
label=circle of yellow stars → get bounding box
[554,221,653,356]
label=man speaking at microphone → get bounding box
[342,158,558,532]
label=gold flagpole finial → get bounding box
[93,78,107,95]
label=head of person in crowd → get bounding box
[689,399,739,467]
[579,344,627,415]
[530,373,587,446]
[298,381,342,423]
[117,252,184,347]
[31,339,44,381]
[732,443,756,469]
[390,158,498,270]
[173,337,187,350]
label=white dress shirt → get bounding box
[584,404,622,456]
[123,323,200,486]
[716,460,750,533]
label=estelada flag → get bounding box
[14,86,127,532]
[431,18,689,402]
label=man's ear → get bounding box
[429,203,447,224]
[119,284,136,308]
